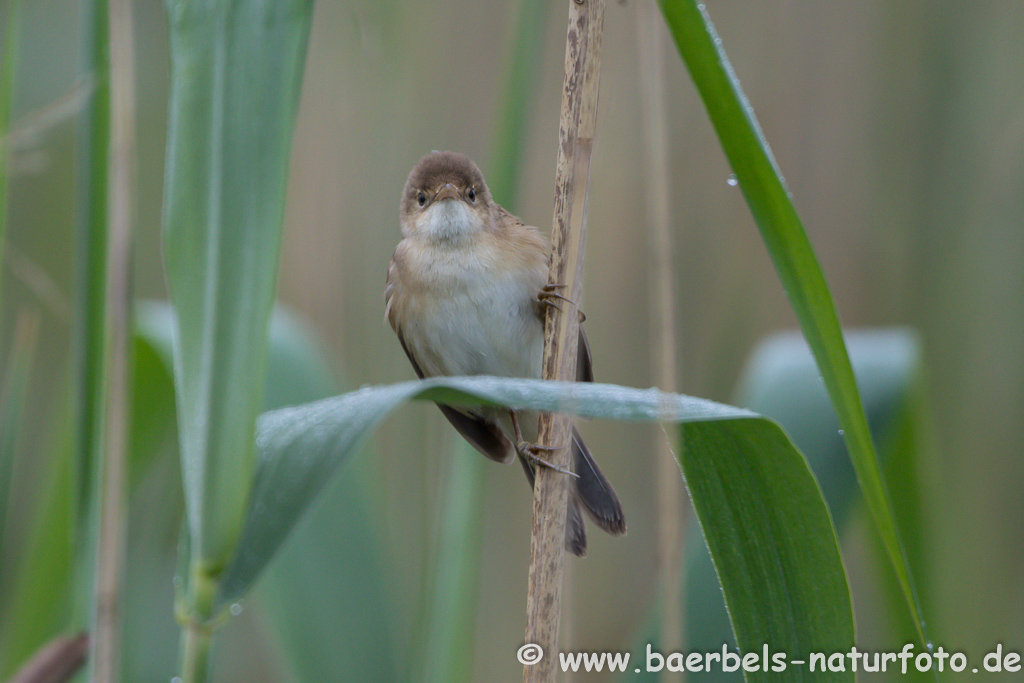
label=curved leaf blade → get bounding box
[217,375,854,683]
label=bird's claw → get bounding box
[538,284,586,323]
[517,440,579,479]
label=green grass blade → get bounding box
[657,0,928,646]
[161,0,313,576]
[69,0,110,634]
[161,1,314,676]
[215,376,855,681]
[216,378,757,605]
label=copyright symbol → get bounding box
[517,643,544,666]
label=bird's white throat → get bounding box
[418,199,483,243]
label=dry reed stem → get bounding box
[523,0,605,681]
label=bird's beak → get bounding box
[434,184,460,202]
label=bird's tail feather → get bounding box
[571,427,627,535]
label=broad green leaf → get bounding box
[679,329,921,682]
[657,0,928,645]
[216,375,854,682]
[682,418,853,682]
[161,0,314,575]
[217,378,758,604]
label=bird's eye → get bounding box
[417,191,427,207]
[468,187,476,202]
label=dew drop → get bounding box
[837,429,845,436]
[726,174,739,187]
[230,602,244,616]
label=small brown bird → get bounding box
[385,151,625,556]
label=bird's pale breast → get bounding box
[389,232,547,383]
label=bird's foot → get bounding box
[538,284,586,323]
[516,440,579,478]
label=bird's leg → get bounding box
[510,410,578,479]
[537,283,586,323]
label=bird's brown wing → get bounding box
[394,329,515,464]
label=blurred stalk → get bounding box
[416,3,552,680]
[89,0,136,677]
[525,1,605,680]
[416,443,485,683]
[71,0,110,631]
[0,309,40,592]
[488,0,551,210]
[0,0,20,315]
[636,0,685,677]
[8,633,89,683]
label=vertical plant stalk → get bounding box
[488,0,551,210]
[636,0,685,670]
[524,1,605,681]
[0,0,21,313]
[417,449,485,683]
[71,0,110,630]
[89,0,135,678]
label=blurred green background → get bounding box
[2,0,1022,680]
